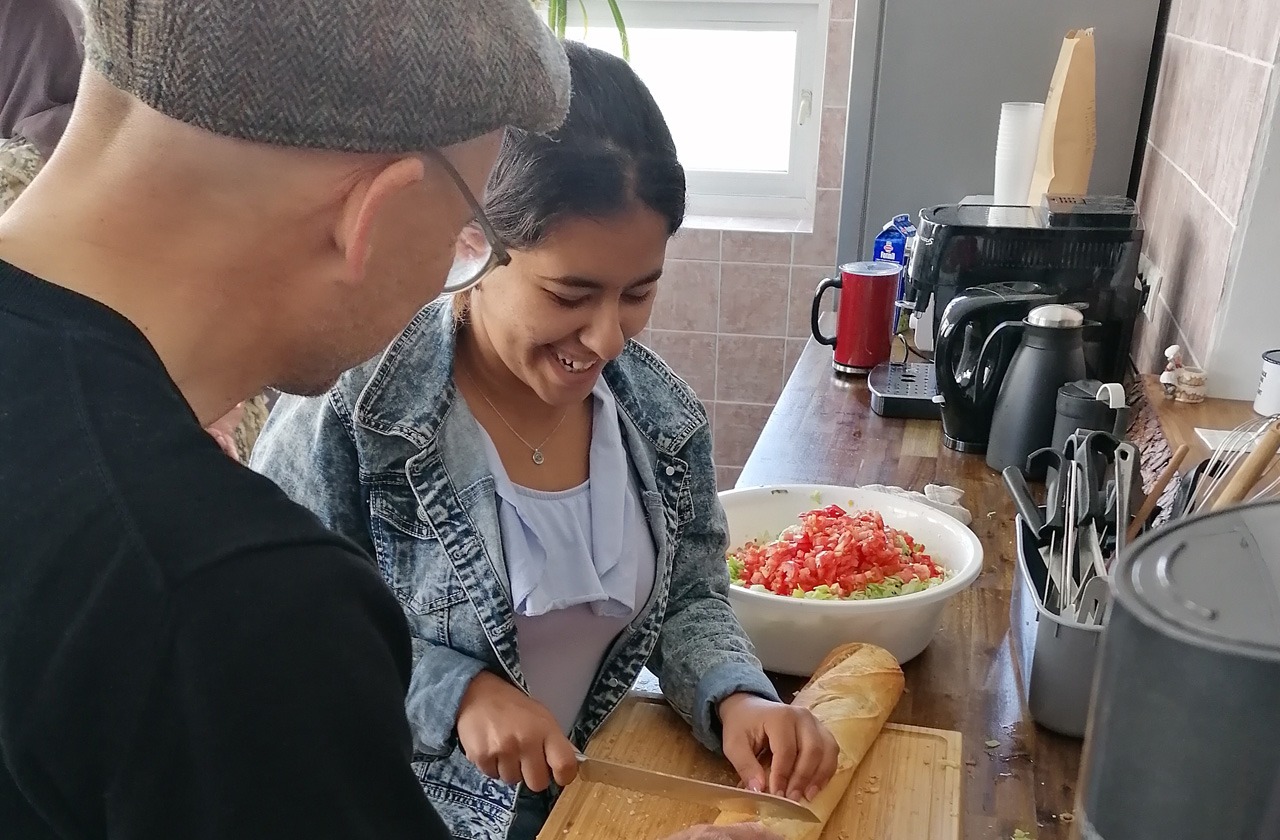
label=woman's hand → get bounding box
[456,671,579,792]
[661,824,784,840]
[717,693,840,802]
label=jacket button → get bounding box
[417,507,429,521]
[665,466,676,476]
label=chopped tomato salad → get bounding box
[727,505,948,600]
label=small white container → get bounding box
[1175,366,1208,404]
[1254,349,1280,416]
[719,484,984,675]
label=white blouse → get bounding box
[478,380,657,732]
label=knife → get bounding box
[574,753,821,823]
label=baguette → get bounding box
[715,643,904,840]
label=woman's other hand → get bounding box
[717,693,840,803]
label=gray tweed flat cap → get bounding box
[82,0,570,153]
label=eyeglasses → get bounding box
[425,148,511,295]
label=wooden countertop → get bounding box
[1142,374,1265,463]
[740,338,1081,840]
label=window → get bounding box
[566,0,829,223]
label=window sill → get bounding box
[683,213,815,235]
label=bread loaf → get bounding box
[716,643,904,840]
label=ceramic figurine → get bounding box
[1159,344,1183,399]
[1176,366,1208,404]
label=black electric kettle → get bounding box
[933,283,1057,452]
[985,304,1089,474]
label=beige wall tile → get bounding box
[716,466,744,491]
[719,263,790,336]
[1138,153,1164,274]
[793,188,842,267]
[668,227,722,261]
[824,20,855,109]
[646,330,718,402]
[1200,55,1269,216]
[1145,38,1186,163]
[789,265,831,338]
[1168,0,1191,38]
[716,336,786,403]
[1159,40,1216,187]
[817,107,849,189]
[1134,291,1186,374]
[1138,143,1180,270]
[1171,0,1231,47]
[713,402,775,468]
[650,260,719,332]
[1135,148,1234,366]
[1227,0,1280,62]
[722,231,793,265]
[784,338,810,380]
[1149,38,1268,222]
[830,0,855,22]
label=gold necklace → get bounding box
[458,367,570,466]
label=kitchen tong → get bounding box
[1016,430,1143,623]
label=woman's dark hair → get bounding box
[483,40,686,247]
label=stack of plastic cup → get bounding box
[994,102,1044,205]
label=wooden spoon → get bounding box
[1126,444,1189,543]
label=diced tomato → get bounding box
[728,505,942,599]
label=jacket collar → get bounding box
[351,300,705,456]
[352,301,460,450]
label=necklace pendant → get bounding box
[532,450,545,466]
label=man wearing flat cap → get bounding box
[0,1,785,838]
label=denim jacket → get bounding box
[251,301,779,840]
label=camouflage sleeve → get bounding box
[234,392,272,463]
[0,138,45,212]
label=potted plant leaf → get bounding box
[535,0,629,60]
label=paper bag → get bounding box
[1026,28,1097,203]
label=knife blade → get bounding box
[574,753,821,823]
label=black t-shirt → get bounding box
[0,261,449,838]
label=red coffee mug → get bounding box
[811,261,901,374]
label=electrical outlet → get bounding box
[1138,253,1163,319]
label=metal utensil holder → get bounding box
[1015,511,1107,738]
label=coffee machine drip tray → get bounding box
[869,362,941,420]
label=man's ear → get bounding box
[334,157,427,285]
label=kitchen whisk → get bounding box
[1186,416,1280,514]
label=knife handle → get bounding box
[1003,466,1044,537]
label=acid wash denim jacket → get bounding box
[250,301,779,840]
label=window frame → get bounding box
[565,0,830,222]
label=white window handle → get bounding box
[797,89,813,126]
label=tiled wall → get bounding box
[1133,0,1280,372]
[643,1,854,489]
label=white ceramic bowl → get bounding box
[719,484,984,675]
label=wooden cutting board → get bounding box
[540,695,961,840]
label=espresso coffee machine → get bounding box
[868,196,1146,451]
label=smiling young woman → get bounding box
[251,41,838,840]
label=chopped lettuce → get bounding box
[729,572,950,600]
[900,578,932,595]
[863,580,901,599]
